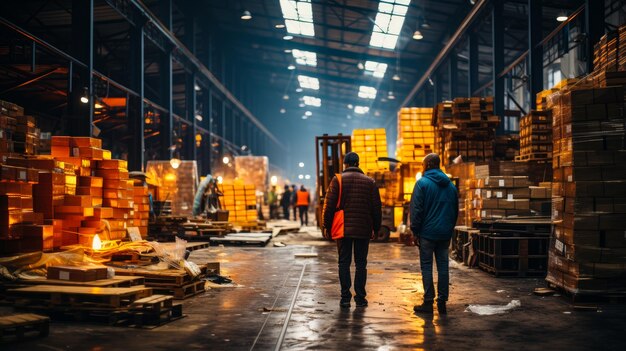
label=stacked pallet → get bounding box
[0,164,48,254]
[468,176,532,220]
[351,128,388,172]
[433,97,499,165]
[593,25,626,72]
[516,110,552,161]
[132,181,151,237]
[97,159,133,242]
[0,100,40,161]
[145,160,198,217]
[218,182,257,226]
[396,108,435,163]
[547,84,626,296]
[446,162,476,226]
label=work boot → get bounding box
[355,298,368,307]
[413,302,434,314]
[340,298,351,308]
[437,302,447,315]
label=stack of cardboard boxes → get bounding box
[433,97,499,165]
[468,176,532,220]
[132,180,151,237]
[218,182,257,226]
[517,110,552,161]
[351,129,388,172]
[396,108,435,164]
[547,83,626,294]
[591,24,626,88]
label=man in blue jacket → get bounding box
[410,153,458,314]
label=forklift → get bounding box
[315,134,393,242]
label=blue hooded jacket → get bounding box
[409,168,459,241]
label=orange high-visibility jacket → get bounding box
[296,190,310,206]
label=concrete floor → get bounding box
[3,227,626,350]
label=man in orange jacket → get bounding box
[296,185,310,226]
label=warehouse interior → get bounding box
[1,0,626,349]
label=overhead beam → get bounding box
[528,0,542,110]
[400,0,489,108]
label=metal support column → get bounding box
[448,53,458,99]
[468,30,478,97]
[585,0,604,74]
[186,73,197,161]
[159,0,173,160]
[528,0,543,110]
[204,91,212,174]
[434,72,443,106]
[128,19,145,171]
[492,0,505,133]
[69,0,93,137]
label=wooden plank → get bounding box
[8,285,150,296]
[15,276,144,288]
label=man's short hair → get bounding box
[344,152,359,167]
[423,153,441,170]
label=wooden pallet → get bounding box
[0,313,49,341]
[153,280,206,300]
[515,152,552,161]
[210,233,272,247]
[113,264,210,286]
[7,285,153,309]
[109,294,184,328]
[10,276,145,289]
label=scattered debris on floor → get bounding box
[534,287,556,296]
[465,299,521,315]
[273,242,286,247]
[294,252,318,258]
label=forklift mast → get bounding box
[315,134,351,230]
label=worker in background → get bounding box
[290,184,298,221]
[296,185,310,226]
[280,185,292,220]
[322,152,382,308]
[267,186,279,220]
[410,153,458,315]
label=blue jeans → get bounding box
[419,237,450,303]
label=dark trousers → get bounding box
[419,237,450,303]
[337,237,369,301]
[292,205,297,221]
[269,204,278,219]
[282,205,290,220]
[298,205,308,225]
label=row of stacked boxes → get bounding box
[433,98,499,165]
[396,108,436,203]
[591,24,626,88]
[218,182,257,225]
[546,80,626,295]
[351,129,388,173]
[396,108,435,163]
[516,110,552,161]
[1,100,151,255]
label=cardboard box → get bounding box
[47,265,108,282]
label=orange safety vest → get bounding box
[296,190,310,206]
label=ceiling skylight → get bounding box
[292,49,317,66]
[354,106,370,114]
[364,61,388,78]
[279,0,315,37]
[358,86,377,99]
[369,0,410,50]
[297,75,319,90]
[303,96,321,107]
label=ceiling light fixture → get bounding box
[283,94,289,100]
[80,87,89,104]
[223,156,230,164]
[357,62,365,70]
[299,103,305,107]
[392,73,401,81]
[287,64,296,70]
[275,24,285,29]
[195,114,203,121]
[421,18,431,29]
[170,158,181,169]
[283,35,294,40]
[241,10,252,20]
[301,115,308,120]
[304,111,312,116]
[556,12,568,22]
[296,88,303,92]
[412,30,424,40]
[284,49,292,53]
[280,108,286,114]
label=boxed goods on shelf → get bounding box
[546,83,626,296]
[352,128,388,172]
[218,181,257,225]
[146,160,198,217]
[396,108,435,164]
[234,156,268,193]
[433,98,499,165]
